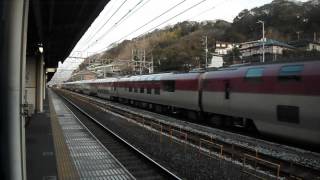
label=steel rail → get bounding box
[57,89,320,180]
[57,90,182,180]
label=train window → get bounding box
[277,105,299,123]
[155,88,160,95]
[140,87,144,93]
[278,65,303,81]
[245,68,264,80]
[147,88,152,94]
[129,87,132,92]
[134,87,138,93]
[162,80,175,92]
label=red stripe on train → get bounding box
[203,75,320,95]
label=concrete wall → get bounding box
[0,0,29,179]
[36,55,44,112]
[25,57,37,113]
[25,54,44,113]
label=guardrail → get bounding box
[199,138,223,159]
[242,153,280,179]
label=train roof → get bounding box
[60,60,320,84]
[92,77,119,83]
[203,60,320,78]
[117,72,202,82]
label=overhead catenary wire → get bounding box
[83,0,148,52]
[82,0,129,47]
[186,0,230,21]
[113,0,187,44]
[51,0,237,83]
[81,0,117,43]
[87,0,187,53]
[119,0,153,24]
[136,0,209,38]
[95,0,209,53]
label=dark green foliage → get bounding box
[224,47,241,66]
[228,0,320,41]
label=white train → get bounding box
[60,61,320,146]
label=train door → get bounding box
[224,80,230,99]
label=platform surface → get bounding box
[50,89,134,180]
[26,91,58,180]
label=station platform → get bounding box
[26,89,134,180]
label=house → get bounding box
[208,53,224,68]
[69,69,96,81]
[88,60,132,78]
[215,41,238,55]
[288,39,320,51]
[239,39,295,63]
[94,64,122,78]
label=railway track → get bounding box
[56,89,320,180]
[58,91,181,180]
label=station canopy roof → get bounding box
[27,0,111,68]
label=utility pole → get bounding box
[296,31,302,40]
[202,36,208,68]
[257,20,265,63]
[151,53,154,73]
[143,49,146,74]
[205,36,208,68]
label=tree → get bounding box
[223,47,241,66]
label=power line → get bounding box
[83,0,147,52]
[187,0,230,21]
[119,0,152,24]
[82,0,129,47]
[87,0,187,53]
[54,0,233,82]
[136,0,208,38]
[117,0,187,43]
[81,0,117,43]
[96,0,208,53]
[93,0,193,53]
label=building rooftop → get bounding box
[288,39,320,48]
[240,39,295,49]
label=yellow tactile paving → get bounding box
[48,93,80,180]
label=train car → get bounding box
[116,74,156,105]
[95,78,119,100]
[158,72,201,116]
[62,81,81,92]
[80,80,95,95]
[116,72,201,116]
[117,74,164,108]
[201,61,320,144]
[88,80,98,95]
[58,60,320,145]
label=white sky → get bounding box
[71,0,308,56]
[73,0,274,55]
[50,0,308,84]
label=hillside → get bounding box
[228,0,320,42]
[83,0,320,73]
